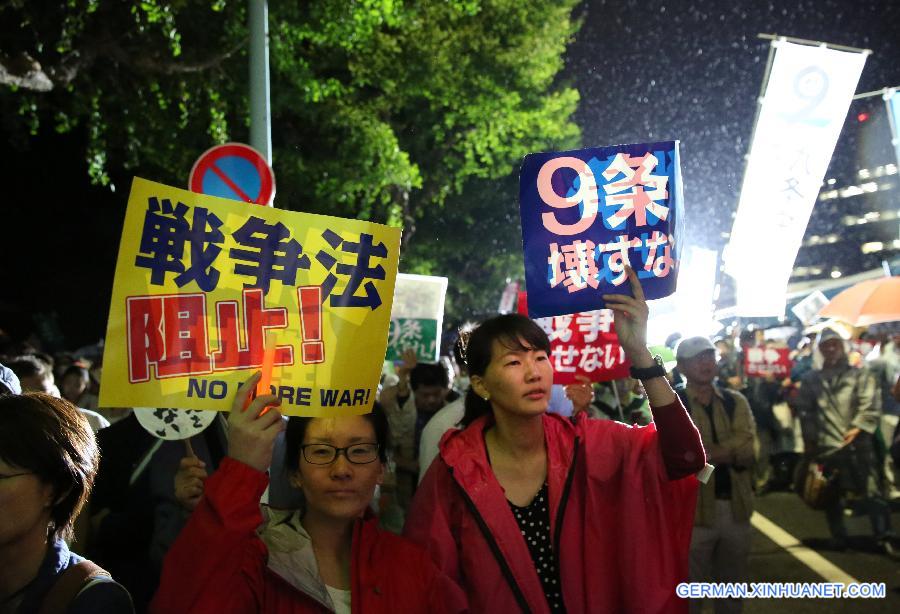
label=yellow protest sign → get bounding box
[99,178,401,416]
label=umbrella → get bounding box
[816,276,900,327]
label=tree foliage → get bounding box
[1,0,581,322]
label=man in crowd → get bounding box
[380,349,452,515]
[866,324,900,495]
[796,327,894,555]
[715,336,741,391]
[6,354,57,395]
[676,336,756,614]
[7,354,109,433]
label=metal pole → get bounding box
[756,33,872,55]
[852,86,900,100]
[249,0,272,165]
[611,381,625,423]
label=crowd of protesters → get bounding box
[1,276,899,613]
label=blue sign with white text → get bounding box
[518,141,684,319]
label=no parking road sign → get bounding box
[189,143,275,206]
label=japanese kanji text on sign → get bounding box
[100,178,401,416]
[518,141,684,319]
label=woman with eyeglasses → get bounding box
[152,372,466,613]
[0,391,133,613]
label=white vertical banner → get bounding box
[725,40,867,316]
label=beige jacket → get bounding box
[684,385,757,526]
[379,385,418,463]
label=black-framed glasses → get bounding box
[0,472,33,481]
[300,443,380,465]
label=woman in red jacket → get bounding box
[404,266,707,613]
[152,373,466,613]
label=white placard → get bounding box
[387,273,448,362]
[134,407,218,440]
[791,290,829,324]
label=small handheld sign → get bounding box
[134,407,218,440]
[189,143,275,206]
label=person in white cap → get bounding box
[795,327,894,556]
[675,336,756,614]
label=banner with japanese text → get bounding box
[725,41,867,316]
[100,177,401,416]
[385,273,447,362]
[518,141,684,319]
[887,90,900,173]
[744,347,792,378]
[518,292,630,384]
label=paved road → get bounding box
[739,490,900,613]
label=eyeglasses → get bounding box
[300,443,380,465]
[0,472,33,481]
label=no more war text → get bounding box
[187,378,372,408]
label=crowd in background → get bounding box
[1,308,898,613]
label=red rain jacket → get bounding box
[151,457,467,613]
[404,402,704,613]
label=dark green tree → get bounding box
[1,0,581,321]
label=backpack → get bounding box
[38,560,111,614]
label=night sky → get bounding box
[568,0,899,254]
[2,0,899,349]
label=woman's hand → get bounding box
[174,456,207,511]
[603,265,677,407]
[227,372,284,473]
[602,265,650,364]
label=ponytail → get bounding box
[460,388,492,427]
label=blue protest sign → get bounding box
[518,141,684,319]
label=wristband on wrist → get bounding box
[628,354,666,380]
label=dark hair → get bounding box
[451,331,468,374]
[32,352,55,371]
[739,326,758,347]
[0,393,99,541]
[460,314,551,427]
[284,401,390,474]
[7,355,52,380]
[62,364,90,383]
[664,332,682,350]
[410,363,450,390]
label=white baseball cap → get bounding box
[675,336,716,361]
